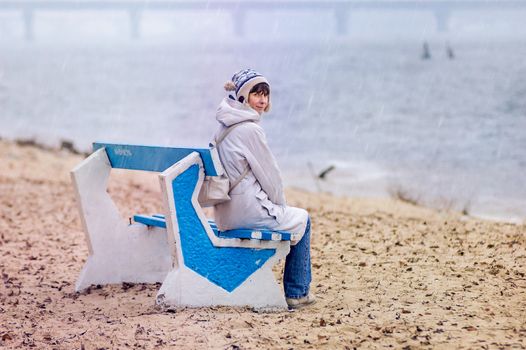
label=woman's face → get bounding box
[248,91,269,114]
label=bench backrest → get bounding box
[94,142,221,176]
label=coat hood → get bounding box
[216,97,261,127]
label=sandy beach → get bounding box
[0,139,524,349]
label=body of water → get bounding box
[1,37,525,222]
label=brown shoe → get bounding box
[286,294,316,309]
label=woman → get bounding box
[213,68,315,309]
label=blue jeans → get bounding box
[283,217,312,299]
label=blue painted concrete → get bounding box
[93,142,218,176]
[172,164,276,292]
[134,214,292,241]
[133,215,167,228]
[217,230,292,241]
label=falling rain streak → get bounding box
[0,2,525,221]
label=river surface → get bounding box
[1,32,525,222]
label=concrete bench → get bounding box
[71,142,292,309]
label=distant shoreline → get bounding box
[2,136,523,225]
[1,135,89,157]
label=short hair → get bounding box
[238,82,270,103]
[249,82,270,96]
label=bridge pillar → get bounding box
[334,7,349,36]
[434,9,450,33]
[232,9,245,37]
[129,9,141,39]
[22,8,33,41]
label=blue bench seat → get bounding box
[133,214,296,242]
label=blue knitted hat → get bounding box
[224,69,271,112]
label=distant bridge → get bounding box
[1,0,525,41]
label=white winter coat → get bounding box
[213,98,309,244]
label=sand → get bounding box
[0,139,525,349]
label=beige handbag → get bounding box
[198,122,251,207]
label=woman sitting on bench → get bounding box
[213,69,315,309]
